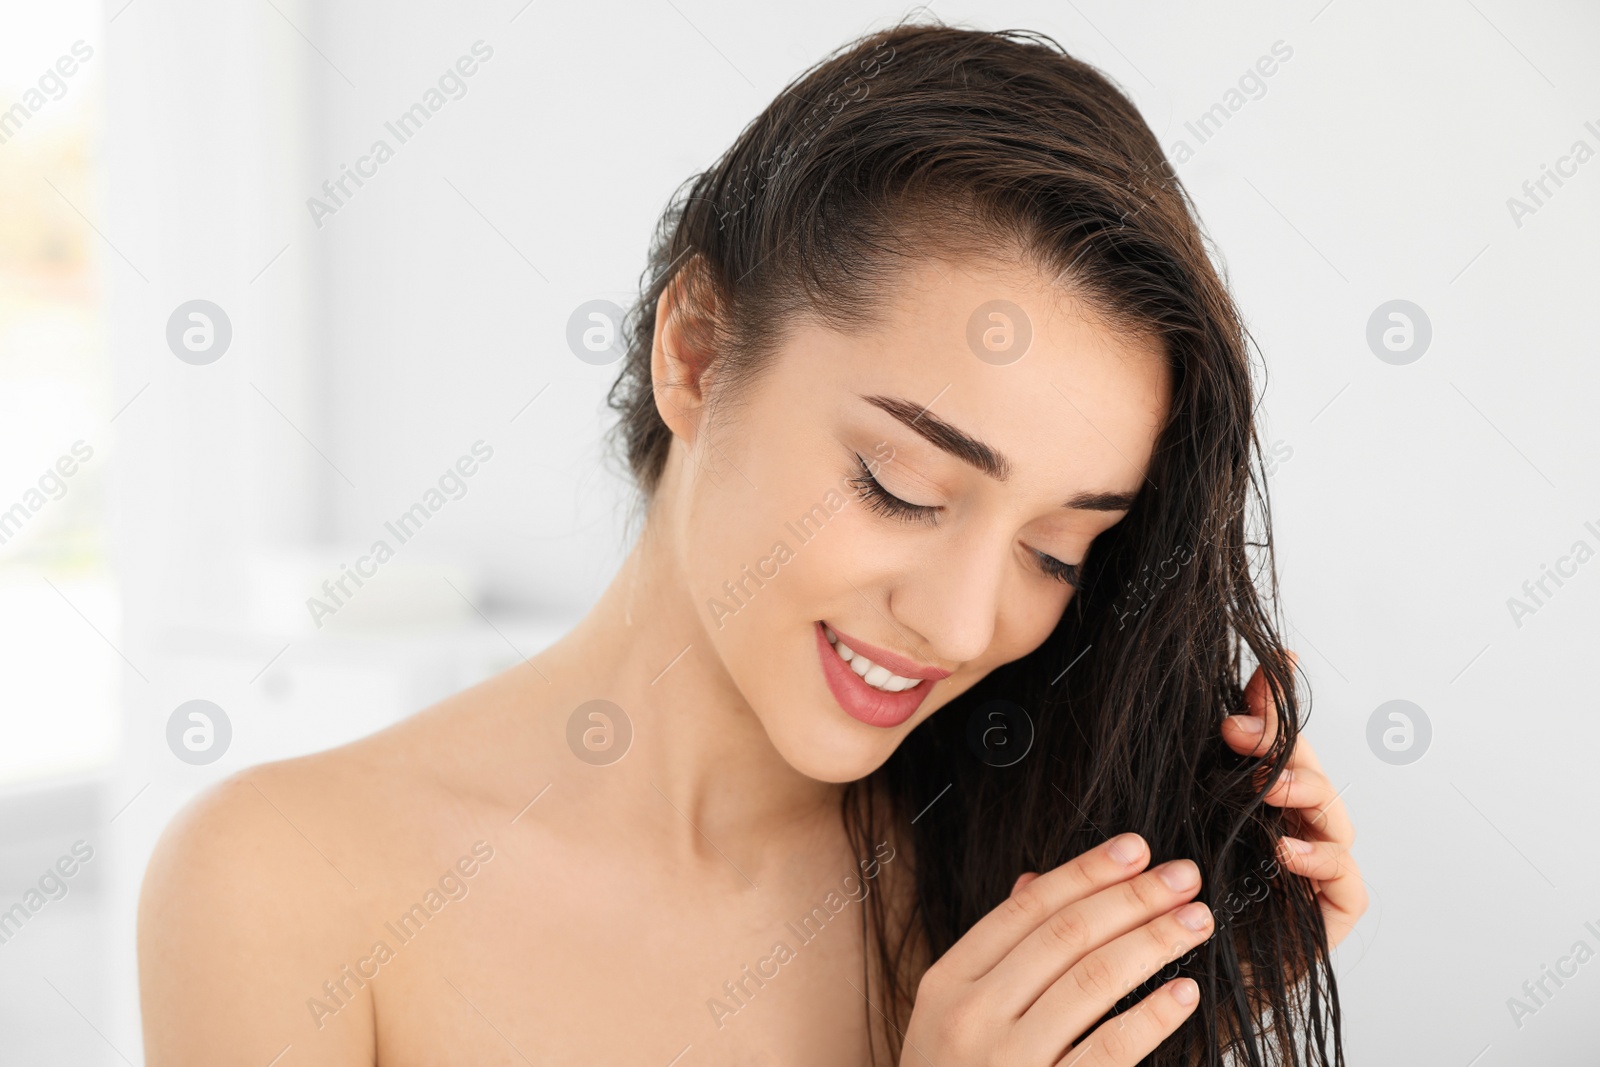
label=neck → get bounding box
[532,514,845,876]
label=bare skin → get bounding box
[139,255,1361,1065]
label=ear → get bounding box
[649,261,720,446]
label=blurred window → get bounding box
[0,0,116,787]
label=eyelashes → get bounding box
[848,453,939,526]
[846,453,1081,588]
[1034,552,1082,588]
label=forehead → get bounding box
[773,257,1172,493]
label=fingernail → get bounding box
[1157,859,1198,891]
[1107,832,1145,866]
[1231,715,1264,734]
[1282,836,1314,855]
[1175,902,1211,931]
[1171,978,1199,1005]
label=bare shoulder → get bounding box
[137,659,556,1065]
[137,753,381,1064]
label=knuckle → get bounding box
[1157,906,1209,954]
[992,1034,1032,1067]
[934,995,988,1053]
[1148,987,1187,1033]
[1041,905,1092,955]
[1147,929,1185,971]
[1070,951,1119,1002]
[1146,919,1181,962]
[1000,883,1051,926]
[915,959,951,1002]
[1105,995,1175,1063]
[1129,866,1178,909]
[1347,873,1370,911]
[1342,848,1363,878]
[1093,1015,1136,1062]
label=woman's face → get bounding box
[658,256,1171,783]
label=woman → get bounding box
[139,21,1365,1066]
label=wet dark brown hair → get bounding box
[606,19,1340,1067]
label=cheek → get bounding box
[727,493,867,619]
[690,526,794,636]
[686,469,854,657]
[973,578,1075,680]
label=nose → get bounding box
[888,525,1007,669]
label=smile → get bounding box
[824,625,925,691]
[814,621,949,729]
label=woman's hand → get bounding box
[900,833,1213,1066]
[1221,651,1367,950]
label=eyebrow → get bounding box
[860,393,1141,512]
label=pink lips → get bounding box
[815,621,946,729]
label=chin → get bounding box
[760,711,905,784]
[751,678,950,785]
[735,617,963,783]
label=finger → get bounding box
[1276,839,1368,949]
[1052,978,1200,1067]
[1014,871,1041,894]
[1287,734,1327,775]
[1263,767,1354,846]
[936,833,1151,982]
[1222,719,1327,778]
[1274,836,1344,879]
[1220,711,1267,753]
[1013,897,1214,1061]
[977,858,1204,1018]
[1227,651,1296,757]
[1261,766,1327,807]
[1251,724,1329,774]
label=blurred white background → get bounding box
[0,0,1596,1063]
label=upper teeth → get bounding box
[824,625,922,692]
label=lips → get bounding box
[815,620,944,729]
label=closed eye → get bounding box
[848,452,939,526]
[847,453,1081,587]
[1033,551,1081,588]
